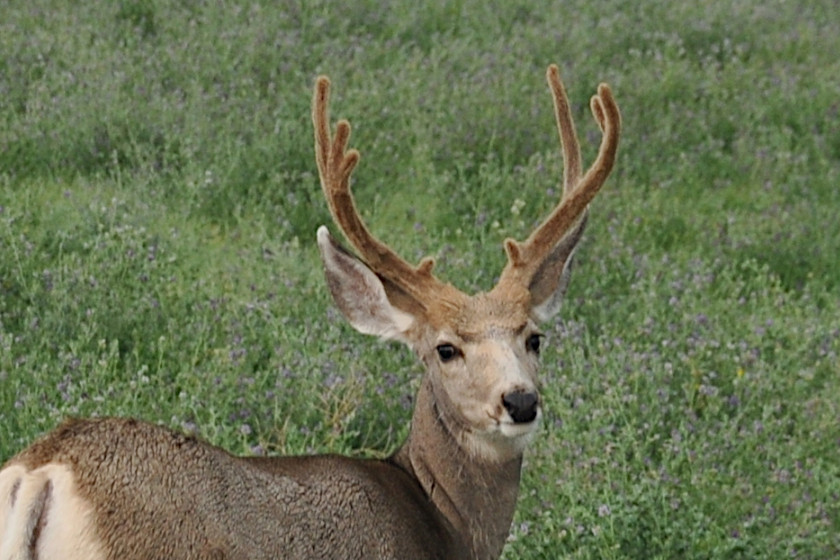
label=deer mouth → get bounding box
[489,407,541,439]
[499,414,541,437]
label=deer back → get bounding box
[2,417,464,559]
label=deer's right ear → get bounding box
[317,226,415,341]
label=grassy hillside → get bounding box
[1,1,838,557]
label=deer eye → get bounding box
[435,344,461,363]
[526,333,543,354]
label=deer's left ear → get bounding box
[317,226,415,341]
[528,213,588,323]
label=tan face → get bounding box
[416,293,543,462]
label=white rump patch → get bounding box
[0,463,105,560]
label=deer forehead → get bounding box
[426,290,534,342]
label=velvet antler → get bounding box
[497,64,621,292]
[313,67,620,319]
[312,77,450,310]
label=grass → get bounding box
[1,0,839,557]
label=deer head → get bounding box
[313,65,620,463]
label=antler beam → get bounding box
[499,64,621,286]
[312,77,444,306]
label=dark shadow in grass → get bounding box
[735,243,838,295]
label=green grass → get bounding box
[2,0,839,557]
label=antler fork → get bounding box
[312,77,446,308]
[498,64,621,290]
[313,66,620,311]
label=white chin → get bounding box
[487,414,541,459]
[499,419,539,439]
[459,412,542,462]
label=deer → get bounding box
[0,64,620,560]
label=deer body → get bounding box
[0,65,620,560]
[2,417,463,559]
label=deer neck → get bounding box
[391,376,523,560]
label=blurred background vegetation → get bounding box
[1,1,838,557]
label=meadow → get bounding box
[1,0,839,557]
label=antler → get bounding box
[499,64,621,288]
[312,76,447,307]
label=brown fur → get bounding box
[6,418,462,559]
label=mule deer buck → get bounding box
[0,64,620,559]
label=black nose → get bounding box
[502,390,539,424]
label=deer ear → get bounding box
[317,226,415,340]
[528,212,588,323]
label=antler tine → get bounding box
[501,66,621,281]
[546,64,583,193]
[312,76,440,302]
